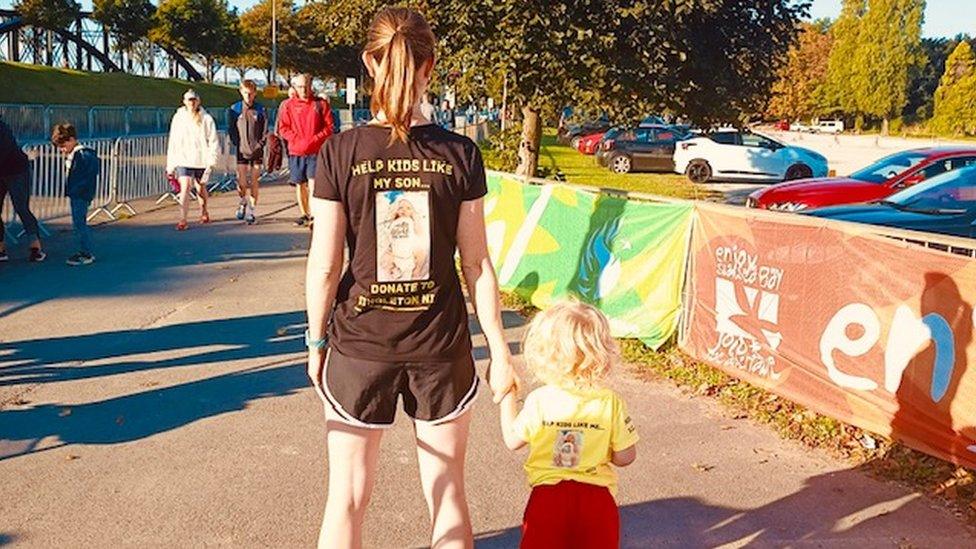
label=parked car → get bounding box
[673,129,828,183]
[789,121,812,132]
[805,165,976,239]
[599,125,689,174]
[773,119,791,131]
[561,116,611,145]
[747,147,976,211]
[595,127,626,166]
[813,119,844,134]
[576,131,606,155]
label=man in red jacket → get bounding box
[277,74,335,227]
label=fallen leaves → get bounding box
[691,462,715,473]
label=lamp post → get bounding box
[271,0,278,85]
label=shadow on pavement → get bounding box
[0,311,307,387]
[0,360,307,461]
[474,467,956,547]
[0,222,307,320]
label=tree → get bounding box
[230,0,295,83]
[767,23,833,121]
[904,36,976,122]
[431,0,810,177]
[93,0,156,70]
[855,0,925,134]
[16,0,79,29]
[150,0,241,82]
[820,0,866,120]
[929,41,976,135]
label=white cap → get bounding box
[183,89,199,100]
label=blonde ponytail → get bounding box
[365,8,435,144]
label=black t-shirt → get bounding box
[313,123,487,361]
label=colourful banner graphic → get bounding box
[484,172,693,349]
[681,202,976,468]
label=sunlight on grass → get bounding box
[537,130,717,200]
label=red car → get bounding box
[746,147,976,211]
[576,131,606,155]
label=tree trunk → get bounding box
[516,106,541,178]
[881,117,890,137]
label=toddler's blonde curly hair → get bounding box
[522,300,620,389]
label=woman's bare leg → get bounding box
[318,409,385,549]
[178,176,193,223]
[414,411,474,549]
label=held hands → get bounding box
[487,354,521,404]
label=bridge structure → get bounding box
[0,8,202,81]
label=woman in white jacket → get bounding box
[166,89,220,230]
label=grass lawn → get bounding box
[536,131,718,200]
[1,62,282,108]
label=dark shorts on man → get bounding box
[322,347,479,428]
[288,154,317,185]
[175,167,206,180]
[236,149,264,166]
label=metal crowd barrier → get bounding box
[2,132,237,238]
[3,116,495,241]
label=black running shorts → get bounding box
[322,347,479,428]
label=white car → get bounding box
[813,120,844,134]
[673,129,829,183]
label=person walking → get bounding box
[228,79,268,225]
[277,74,334,228]
[0,115,45,263]
[419,92,437,123]
[166,89,219,231]
[305,8,518,549]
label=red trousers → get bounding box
[521,480,620,548]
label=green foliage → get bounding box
[820,0,924,132]
[150,0,241,81]
[480,124,521,173]
[855,0,925,126]
[431,0,809,174]
[15,0,80,29]
[93,0,155,51]
[820,0,866,115]
[229,0,294,74]
[930,41,976,136]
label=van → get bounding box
[814,120,844,134]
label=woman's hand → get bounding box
[487,354,520,404]
[307,348,328,402]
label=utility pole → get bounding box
[271,0,278,86]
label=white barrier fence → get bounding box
[2,133,237,241]
[3,122,492,241]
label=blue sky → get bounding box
[808,0,974,38]
[3,0,973,39]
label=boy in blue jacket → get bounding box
[52,123,99,266]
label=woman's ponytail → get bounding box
[365,8,435,144]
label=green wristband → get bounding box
[305,329,328,349]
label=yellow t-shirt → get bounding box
[512,384,639,497]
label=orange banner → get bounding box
[681,203,976,467]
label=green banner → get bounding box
[485,172,693,349]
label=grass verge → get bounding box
[536,132,720,200]
[501,290,976,525]
[1,61,281,107]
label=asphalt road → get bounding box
[1,182,972,547]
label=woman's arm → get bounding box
[305,197,347,399]
[499,391,527,451]
[456,197,519,402]
[165,112,179,174]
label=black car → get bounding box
[805,165,976,239]
[599,125,689,174]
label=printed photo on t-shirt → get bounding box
[553,430,583,468]
[376,190,431,282]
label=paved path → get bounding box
[1,182,973,547]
